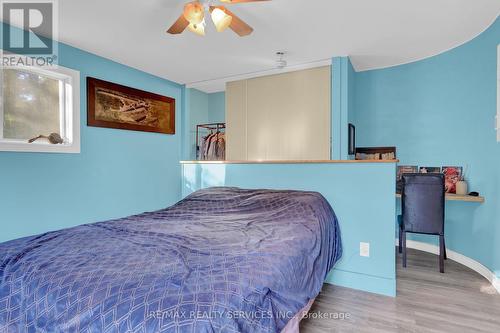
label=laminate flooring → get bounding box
[300,248,500,333]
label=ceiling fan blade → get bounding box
[211,6,253,36]
[220,0,271,3]
[167,14,189,34]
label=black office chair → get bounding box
[398,173,447,273]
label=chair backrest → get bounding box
[402,173,445,235]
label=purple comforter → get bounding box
[0,187,342,333]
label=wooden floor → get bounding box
[300,248,500,333]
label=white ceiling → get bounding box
[58,0,500,93]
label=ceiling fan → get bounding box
[167,0,270,37]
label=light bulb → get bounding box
[183,1,204,25]
[211,8,232,32]
[188,19,206,36]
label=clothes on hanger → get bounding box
[198,131,225,160]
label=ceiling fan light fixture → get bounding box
[183,1,205,25]
[167,0,264,37]
[188,19,206,36]
[211,8,232,32]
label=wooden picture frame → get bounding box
[396,165,418,193]
[87,77,175,134]
[419,167,441,174]
[442,166,463,194]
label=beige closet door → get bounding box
[226,80,248,160]
[226,66,331,161]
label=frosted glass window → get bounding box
[3,69,61,140]
[0,64,80,153]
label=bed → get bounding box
[0,187,342,332]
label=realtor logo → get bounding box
[1,0,58,67]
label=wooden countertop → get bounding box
[396,193,484,203]
[180,159,399,164]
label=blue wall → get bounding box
[184,90,226,160]
[185,88,209,159]
[0,27,184,242]
[208,92,226,123]
[182,161,397,296]
[332,57,355,160]
[352,18,500,277]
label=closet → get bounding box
[226,66,331,161]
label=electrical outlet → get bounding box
[496,115,500,142]
[360,242,370,257]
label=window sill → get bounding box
[0,141,80,154]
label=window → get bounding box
[497,44,500,142]
[0,64,80,153]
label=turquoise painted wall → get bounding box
[184,90,226,160]
[189,89,210,128]
[181,162,397,296]
[185,88,209,159]
[352,18,500,277]
[0,24,184,242]
[208,92,226,123]
[332,57,355,160]
[347,59,356,142]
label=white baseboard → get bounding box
[396,239,500,294]
[494,276,500,293]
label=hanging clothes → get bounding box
[216,133,225,160]
[198,131,225,160]
[205,132,216,160]
[198,133,208,160]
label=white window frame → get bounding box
[497,44,500,142]
[0,63,80,153]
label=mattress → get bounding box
[0,187,342,332]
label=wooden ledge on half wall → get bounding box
[179,159,399,164]
[396,193,485,203]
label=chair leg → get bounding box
[402,231,407,268]
[398,228,402,254]
[443,236,447,260]
[439,235,445,273]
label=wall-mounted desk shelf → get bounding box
[396,193,484,203]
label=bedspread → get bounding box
[0,187,342,332]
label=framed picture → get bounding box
[397,165,418,180]
[442,166,463,194]
[396,165,418,193]
[419,167,441,174]
[87,77,175,134]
